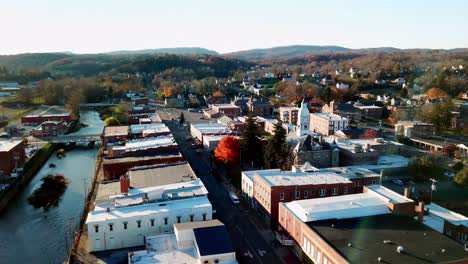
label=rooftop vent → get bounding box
[377,257,383,262]
[383,240,392,244]
[347,243,352,247]
[397,246,404,253]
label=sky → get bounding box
[1,0,468,55]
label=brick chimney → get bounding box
[120,177,130,193]
[416,201,425,224]
[404,187,411,199]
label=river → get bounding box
[0,111,103,264]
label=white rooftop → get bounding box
[311,112,348,121]
[191,123,231,134]
[354,105,382,109]
[0,139,23,152]
[122,136,177,152]
[251,166,379,187]
[424,203,468,231]
[130,123,168,134]
[284,191,391,222]
[366,185,413,203]
[87,196,211,224]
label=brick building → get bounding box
[354,105,384,119]
[207,104,241,118]
[309,113,349,136]
[102,152,184,180]
[279,106,299,125]
[278,185,468,264]
[102,126,129,149]
[0,139,26,176]
[293,135,340,168]
[246,97,272,117]
[21,113,72,125]
[242,166,380,228]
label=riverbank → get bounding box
[0,143,57,214]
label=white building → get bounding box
[129,220,237,264]
[190,123,234,144]
[309,113,349,136]
[129,123,170,137]
[86,180,213,252]
[336,82,349,90]
[297,99,310,136]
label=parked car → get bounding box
[229,192,240,205]
[392,179,404,186]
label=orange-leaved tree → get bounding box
[214,136,240,165]
[426,87,447,100]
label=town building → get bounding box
[264,118,294,135]
[87,180,213,252]
[0,139,26,176]
[309,113,349,136]
[420,203,468,245]
[354,104,384,119]
[164,96,185,108]
[32,120,68,137]
[107,135,178,158]
[205,104,241,119]
[21,113,72,125]
[129,123,170,138]
[246,97,272,116]
[293,135,340,168]
[128,106,158,125]
[129,220,237,264]
[241,166,380,227]
[279,106,299,125]
[278,185,468,264]
[102,152,184,180]
[102,126,129,149]
[190,123,234,144]
[322,101,361,121]
[231,95,249,114]
[395,121,436,138]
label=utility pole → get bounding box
[81,178,88,208]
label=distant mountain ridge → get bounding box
[105,47,219,56]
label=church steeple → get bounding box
[296,98,310,136]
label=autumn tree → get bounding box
[264,120,288,169]
[104,116,120,126]
[441,144,457,158]
[417,101,453,132]
[240,112,263,167]
[426,87,448,100]
[454,166,468,186]
[364,129,378,139]
[65,94,83,120]
[214,136,240,165]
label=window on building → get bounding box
[164,218,168,225]
[280,193,284,201]
[137,220,142,228]
[190,215,194,222]
[94,225,99,233]
[123,222,128,230]
[214,260,219,264]
[332,188,338,195]
[295,191,300,199]
[150,219,155,227]
[343,187,348,194]
[355,181,361,187]
[177,216,181,223]
[304,191,308,198]
[319,189,326,197]
[371,180,377,184]
[202,213,207,221]
[109,223,114,231]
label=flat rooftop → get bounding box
[284,191,391,222]
[311,112,348,121]
[128,162,196,188]
[103,126,129,137]
[87,196,211,224]
[130,123,168,134]
[194,225,235,257]
[0,139,23,152]
[174,219,223,231]
[253,167,379,187]
[103,151,182,165]
[308,214,468,264]
[119,136,177,152]
[421,203,468,233]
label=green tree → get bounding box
[399,87,408,98]
[104,116,120,126]
[179,112,185,125]
[393,62,401,76]
[264,120,288,169]
[417,101,453,132]
[240,112,263,167]
[454,166,468,186]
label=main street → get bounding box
[160,110,298,264]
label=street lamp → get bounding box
[429,178,437,204]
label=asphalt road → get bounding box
[165,119,288,264]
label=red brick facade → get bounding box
[0,140,26,175]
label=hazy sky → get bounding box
[1,0,467,54]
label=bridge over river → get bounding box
[37,134,101,143]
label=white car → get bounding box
[229,192,240,205]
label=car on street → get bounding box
[229,192,240,205]
[392,179,404,186]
